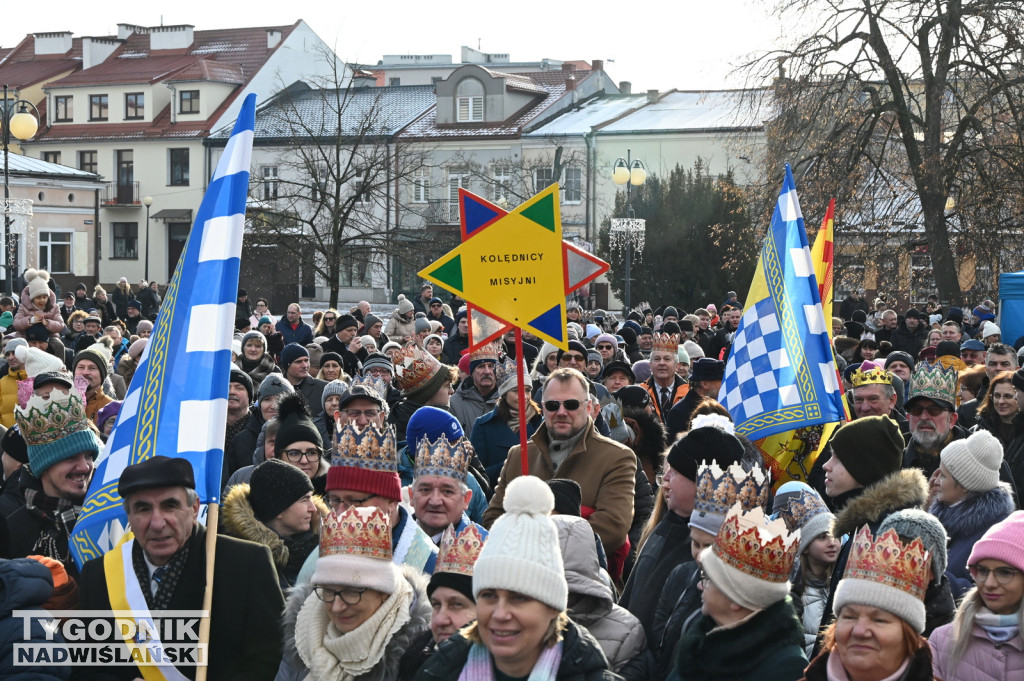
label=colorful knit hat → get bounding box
[311,506,397,593]
[413,433,472,483]
[16,380,102,477]
[326,423,401,500]
[689,463,770,537]
[428,524,486,601]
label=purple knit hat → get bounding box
[967,511,1024,572]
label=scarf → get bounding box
[505,403,538,431]
[23,485,79,566]
[549,429,586,471]
[295,576,413,681]
[457,640,562,681]
[826,649,909,681]
[976,607,1021,643]
[131,532,191,610]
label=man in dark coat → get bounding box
[77,456,284,680]
[665,358,725,440]
[318,313,362,378]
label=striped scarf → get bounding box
[457,640,562,681]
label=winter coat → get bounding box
[91,296,117,328]
[110,285,132,320]
[924,575,956,637]
[672,597,807,681]
[137,287,162,320]
[449,380,499,437]
[484,421,636,553]
[469,405,542,487]
[276,566,431,681]
[796,573,829,657]
[383,309,415,344]
[903,425,969,479]
[236,353,281,385]
[0,470,82,581]
[441,333,470,366]
[0,367,26,428]
[290,376,328,415]
[115,353,139,389]
[619,512,693,639]
[414,620,619,681]
[228,404,266,476]
[275,319,314,346]
[930,618,1024,681]
[890,320,929,358]
[930,484,1016,599]
[13,288,63,334]
[553,515,647,674]
[0,557,71,680]
[802,645,934,681]
[651,562,701,681]
[643,376,688,424]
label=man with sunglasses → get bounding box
[483,367,636,569]
[901,360,968,480]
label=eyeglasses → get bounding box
[543,399,582,412]
[314,586,369,605]
[596,344,614,350]
[561,353,585,363]
[970,564,1021,585]
[906,403,948,417]
[282,448,322,463]
[655,467,675,486]
[698,569,710,590]
[992,392,1017,402]
[344,408,381,419]
[326,493,374,510]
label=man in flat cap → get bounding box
[77,456,285,680]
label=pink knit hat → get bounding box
[967,511,1024,572]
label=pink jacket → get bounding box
[930,620,1024,681]
[13,288,65,334]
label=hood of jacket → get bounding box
[280,565,431,679]
[833,469,929,538]
[622,406,667,469]
[221,483,329,569]
[552,515,613,624]
[929,483,1015,541]
[0,557,53,616]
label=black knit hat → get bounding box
[666,426,745,481]
[829,415,904,488]
[335,314,358,332]
[229,366,254,403]
[556,340,588,362]
[274,393,323,456]
[614,385,650,409]
[248,458,314,522]
[1,425,27,465]
[547,478,582,516]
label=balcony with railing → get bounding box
[102,181,140,207]
[425,199,459,225]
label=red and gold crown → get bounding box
[319,506,393,561]
[332,422,398,473]
[850,361,893,387]
[469,342,500,365]
[414,433,472,482]
[652,333,679,354]
[844,527,929,602]
[395,345,442,392]
[436,524,486,576]
[778,488,832,532]
[712,504,799,584]
[694,463,770,518]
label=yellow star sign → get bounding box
[419,185,608,350]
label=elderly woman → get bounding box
[801,527,933,681]
[316,352,345,383]
[237,330,282,384]
[276,505,430,681]
[415,476,616,681]
[930,512,1024,681]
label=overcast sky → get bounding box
[0,0,786,92]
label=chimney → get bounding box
[565,74,576,91]
[619,81,632,95]
[149,25,194,51]
[33,32,73,56]
[117,24,147,40]
[82,37,120,69]
[266,29,281,49]
[561,62,574,74]
[647,89,659,103]
[592,59,603,72]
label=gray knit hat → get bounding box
[879,509,948,584]
[321,379,349,413]
[258,373,294,403]
[361,353,395,378]
[940,429,1003,493]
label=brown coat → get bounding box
[482,420,636,550]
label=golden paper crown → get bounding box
[414,433,472,482]
[349,375,390,401]
[15,388,92,446]
[652,333,680,354]
[694,463,770,519]
[436,524,486,576]
[469,342,500,365]
[332,422,398,473]
[850,365,893,387]
[319,506,393,561]
[395,345,442,391]
[845,526,929,602]
[778,488,832,533]
[712,504,799,584]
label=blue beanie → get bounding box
[29,428,103,478]
[279,343,309,370]
[406,406,463,455]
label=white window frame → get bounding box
[563,167,582,204]
[262,166,279,202]
[534,167,554,193]
[457,96,483,122]
[412,170,429,203]
[489,165,511,203]
[39,230,74,274]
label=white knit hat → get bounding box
[25,269,50,301]
[473,475,567,611]
[940,430,1003,492]
[15,345,65,377]
[981,320,1001,338]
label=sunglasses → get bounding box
[596,344,614,350]
[561,353,586,363]
[906,403,948,417]
[543,399,582,412]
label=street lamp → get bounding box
[610,149,647,313]
[143,196,153,281]
[2,84,40,296]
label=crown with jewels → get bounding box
[469,342,500,365]
[712,503,799,584]
[15,386,93,447]
[844,526,929,602]
[394,345,443,392]
[319,506,393,561]
[694,463,770,519]
[332,422,398,473]
[349,375,391,401]
[652,333,680,354]
[850,360,893,387]
[908,360,959,407]
[436,524,486,576]
[414,433,472,482]
[778,488,832,533]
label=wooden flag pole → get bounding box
[194,502,219,681]
[515,329,530,477]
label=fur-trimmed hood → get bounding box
[832,469,929,538]
[220,483,329,569]
[622,406,667,469]
[279,565,431,681]
[929,483,1015,541]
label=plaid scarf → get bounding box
[131,532,192,611]
[23,485,79,566]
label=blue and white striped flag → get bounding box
[71,93,257,569]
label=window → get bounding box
[169,148,189,186]
[534,168,554,193]
[563,167,582,203]
[89,94,108,121]
[54,96,73,122]
[389,77,401,86]
[262,166,279,201]
[180,90,200,114]
[352,178,370,205]
[310,164,328,202]
[79,151,97,174]
[124,92,144,119]
[39,231,72,273]
[457,96,483,122]
[489,165,512,203]
[111,223,138,259]
[412,170,429,203]
[42,152,61,165]
[340,249,372,287]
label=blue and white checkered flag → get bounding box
[71,93,257,568]
[717,164,845,440]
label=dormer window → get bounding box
[456,78,484,122]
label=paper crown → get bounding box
[494,355,526,388]
[15,387,92,447]
[908,360,959,406]
[844,526,929,602]
[436,524,486,577]
[394,345,442,391]
[332,422,398,473]
[712,504,800,584]
[652,333,680,353]
[319,506,393,561]
[469,343,500,364]
[414,433,472,481]
[778,488,833,533]
[850,364,893,387]
[631,301,651,318]
[348,375,390,401]
[694,463,770,519]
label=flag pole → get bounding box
[195,502,219,681]
[515,328,529,477]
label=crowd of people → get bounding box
[0,279,1023,681]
